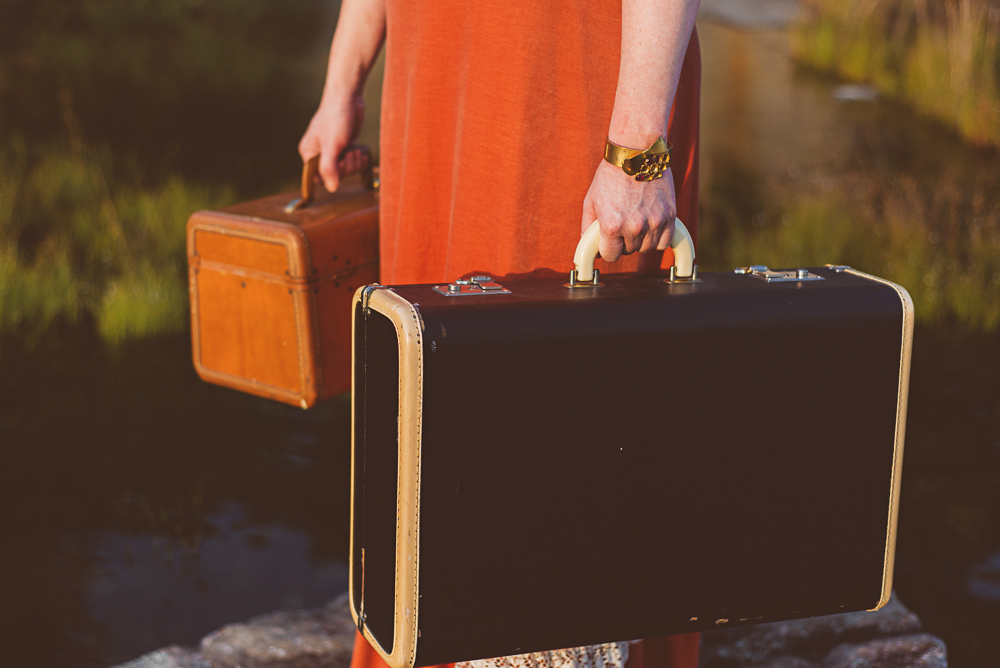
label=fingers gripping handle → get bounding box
[573,219,695,283]
[299,154,321,205]
[285,146,375,213]
[667,219,696,279]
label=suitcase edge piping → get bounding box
[351,286,424,668]
[846,269,914,612]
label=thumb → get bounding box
[598,224,624,264]
[581,198,598,238]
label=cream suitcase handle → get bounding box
[572,218,695,283]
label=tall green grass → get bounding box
[0,140,235,343]
[701,169,1000,331]
[0,0,349,344]
[794,0,1000,148]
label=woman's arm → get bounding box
[581,0,700,263]
[298,0,386,191]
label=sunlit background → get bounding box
[1,0,998,666]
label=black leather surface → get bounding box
[354,268,906,666]
[353,304,399,653]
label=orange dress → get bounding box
[378,1,700,284]
[364,1,702,667]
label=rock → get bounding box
[698,0,803,29]
[967,547,1000,603]
[822,634,947,668]
[832,85,880,103]
[199,593,356,668]
[752,657,817,668]
[113,591,947,668]
[700,594,924,668]
[114,646,213,668]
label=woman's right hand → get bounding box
[298,94,366,193]
[297,0,386,191]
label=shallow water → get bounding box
[0,9,998,668]
[0,328,353,665]
[696,20,1000,668]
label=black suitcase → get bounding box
[349,221,913,668]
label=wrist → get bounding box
[320,88,364,115]
[606,110,669,148]
[604,135,672,182]
[324,38,376,103]
[323,64,367,106]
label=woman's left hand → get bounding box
[581,160,676,264]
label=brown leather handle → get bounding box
[285,145,376,213]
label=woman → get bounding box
[300,1,702,667]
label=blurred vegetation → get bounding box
[700,121,1000,332]
[793,0,1000,148]
[2,0,1000,342]
[0,0,339,343]
[0,139,236,342]
[0,0,336,185]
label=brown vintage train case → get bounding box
[350,222,914,668]
[188,155,378,408]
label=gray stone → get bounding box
[698,0,803,29]
[822,634,947,668]
[751,656,817,668]
[113,590,946,668]
[700,594,923,667]
[114,646,214,668]
[199,593,356,668]
[832,85,880,103]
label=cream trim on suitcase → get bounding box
[349,267,915,667]
[845,269,914,611]
[351,286,424,668]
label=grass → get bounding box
[7,138,1000,343]
[0,0,354,345]
[727,196,1000,331]
[0,139,235,343]
[794,0,1000,148]
[699,162,1000,331]
[4,0,999,342]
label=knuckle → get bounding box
[624,217,647,239]
[602,216,625,236]
[650,208,667,229]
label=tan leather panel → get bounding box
[187,171,379,408]
[304,208,380,279]
[195,268,302,393]
[223,173,377,227]
[194,230,290,277]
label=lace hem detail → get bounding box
[455,642,629,668]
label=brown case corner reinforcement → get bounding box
[187,170,378,408]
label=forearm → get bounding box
[321,0,386,105]
[608,0,699,147]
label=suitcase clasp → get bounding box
[734,265,824,282]
[434,276,512,296]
